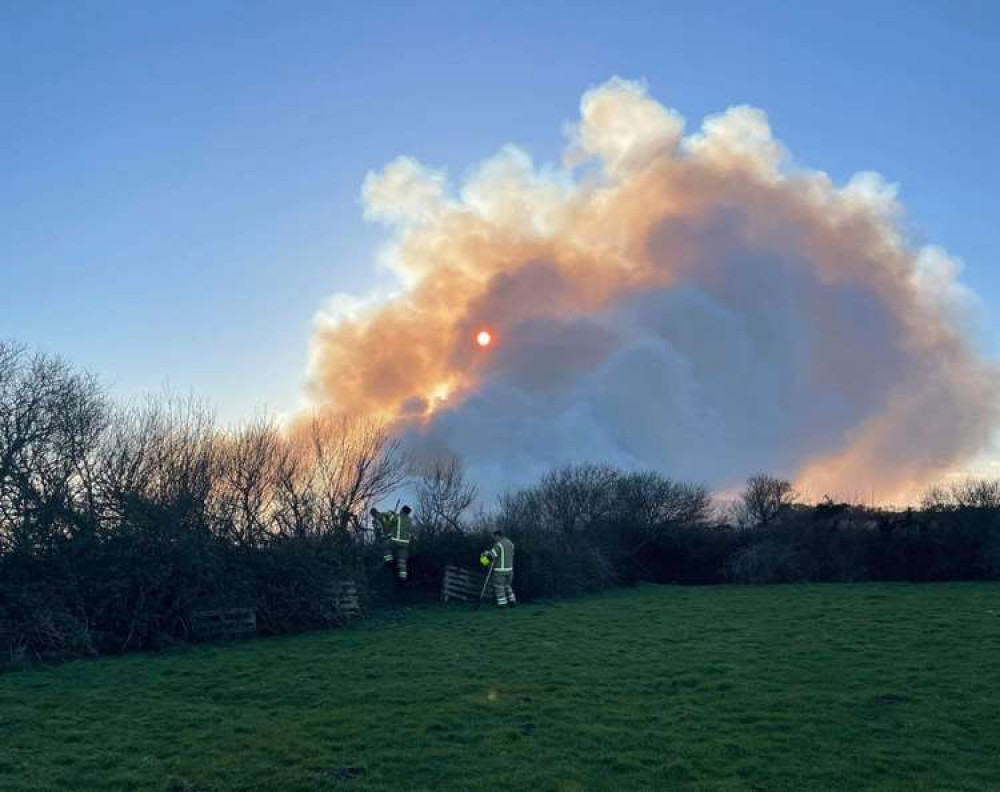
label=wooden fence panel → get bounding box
[190,607,257,641]
[441,565,487,603]
[330,580,363,621]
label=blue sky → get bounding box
[2,0,998,423]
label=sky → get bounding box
[2,0,999,425]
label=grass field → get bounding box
[2,583,999,792]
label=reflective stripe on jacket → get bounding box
[395,512,412,545]
[486,537,514,572]
[378,511,410,545]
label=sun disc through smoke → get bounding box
[476,330,492,347]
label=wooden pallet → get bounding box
[330,580,362,621]
[441,565,487,603]
[190,607,257,641]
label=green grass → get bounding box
[2,583,999,792]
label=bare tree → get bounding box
[93,400,169,527]
[144,395,219,519]
[212,418,284,546]
[920,485,951,511]
[416,454,478,532]
[922,477,1000,511]
[289,413,406,535]
[0,341,107,552]
[739,474,796,528]
[613,471,712,528]
[272,438,319,539]
[92,394,220,533]
[538,464,620,533]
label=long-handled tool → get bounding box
[475,560,495,611]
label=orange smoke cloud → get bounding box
[307,77,999,502]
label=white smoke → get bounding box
[308,77,999,503]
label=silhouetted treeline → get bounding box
[2,341,999,667]
[0,342,402,664]
[411,468,1000,593]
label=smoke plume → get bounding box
[307,78,999,503]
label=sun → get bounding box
[476,330,492,347]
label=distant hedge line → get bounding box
[410,466,1000,597]
[5,461,1000,669]
[3,341,999,667]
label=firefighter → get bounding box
[480,529,516,607]
[371,505,412,582]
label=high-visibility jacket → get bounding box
[485,537,515,572]
[396,512,412,545]
[381,511,411,545]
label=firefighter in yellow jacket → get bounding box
[480,529,516,607]
[371,505,412,582]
